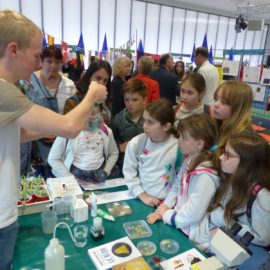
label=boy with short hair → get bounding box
[111,78,147,173]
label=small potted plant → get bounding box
[18,175,49,205]
[18,176,36,205]
[35,186,49,202]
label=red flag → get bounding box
[61,42,68,63]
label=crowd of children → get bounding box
[45,66,270,269]
[21,51,270,269]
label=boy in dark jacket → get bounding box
[111,78,147,174]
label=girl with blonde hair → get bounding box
[212,80,253,148]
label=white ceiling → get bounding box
[147,0,270,22]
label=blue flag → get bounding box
[101,33,108,52]
[42,30,47,48]
[228,47,234,61]
[202,34,208,50]
[137,39,144,61]
[209,46,213,63]
[191,43,195,63]
[77,33,85,55]
[137,39,144,53]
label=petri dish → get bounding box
[137,240,157,256]
[160,239,179,254]
[106,201,132,217]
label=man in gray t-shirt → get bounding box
[0,10,107,269]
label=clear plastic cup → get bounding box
[73,225,88,247]
[41,210,57,234]
[54,195,75,228]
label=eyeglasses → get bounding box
[222,149,240,160]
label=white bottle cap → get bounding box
[93,217,102,229]
[50,238,59,247]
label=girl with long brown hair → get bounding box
[209,131,270,269]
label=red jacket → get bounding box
[136,73,160,102]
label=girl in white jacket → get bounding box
[48,104,118,182]
[123,99,181,207]
[147,114,220,249]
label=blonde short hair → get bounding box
[138,56,154,75]
[112,56,131,77]
[0,10,42,57]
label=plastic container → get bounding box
[41,210,57,234]
[90,193,97,217]
[54,196,75,228]
[137,240,157,256]
[73,225,88,247]
[90,216,105,240]
[45,238,65,270]
[123,220,152,239]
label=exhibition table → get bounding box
[13,187,200,270]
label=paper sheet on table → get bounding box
[96,190,135,205]
[77,178,126,191]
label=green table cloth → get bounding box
[14,189,201,269]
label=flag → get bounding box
[228,47,234,61]
[61,41,68,63]
[101,33,108,53]
[42,31,47,48]
[47,34,54,46]
[202,34,208,50]
[191,43,196,62]
[209,46,213,64]
[101,33,108,60]
[137,39,144,62]
[77,33,85,55]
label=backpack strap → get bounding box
[99,123,108,136]
[185,167,217,184]
[234,183,263,224]
[246,183,262,224]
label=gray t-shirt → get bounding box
[0,79,32,228]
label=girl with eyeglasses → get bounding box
[213,80,253,149]
[147,114,220,249]
[209,132,270,269]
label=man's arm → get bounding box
[17,81,107,142]
[20,128,49,143]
